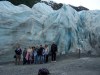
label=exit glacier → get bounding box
[0,1,100,55]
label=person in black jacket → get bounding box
[15,46,22,65]
[38,45,44,64]
[51,42,57,62]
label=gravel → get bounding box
[0,57,100,75]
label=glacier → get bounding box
[0,1,100,56]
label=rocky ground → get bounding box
[0,54,100,75]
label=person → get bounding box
[42,47,45,63]
[32,46,35,64]
[51,42,57,62]
[15,46,22,65]
[23,48,27,65]
[25,47,32,64]
[33,46,38,64]
[37,45,44,64]
[35,45,39,64]
[38,68,50,75]
[44,44,49,63]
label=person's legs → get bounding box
[34,56,38,64]
[40,56,42,64]
[15,57,17,65]
[41,55,44,64]
[54,53,56,61]
[51,53,53,61]
[23,58,25,65]
[38,55,41,64]
[44,55,46,63]
[53,53,55,61]
[18,58,20,65]
[34,56,36,64]
[27,60,30,64]
[23,58,27,65]
[28,59,31,64]
[15,55,19,65]
[18,55,21,65]
[31,56,34,64]
[25,58,27,64]
[36,55,38,64]
[46,55,48,63]
[37,55,39,64]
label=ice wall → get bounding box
[0,1,100,55]
[78,11,100,55]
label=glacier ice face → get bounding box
[78,10,100,55]
[0,1,34,54]
[40,5,80,54]
[0,1,100,55]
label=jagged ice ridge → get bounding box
[0,1,100,55]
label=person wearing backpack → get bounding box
[15,46,22,65]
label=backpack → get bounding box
[38,68,50,75]
[15,48,22,55]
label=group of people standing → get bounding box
[14,42,57,65]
